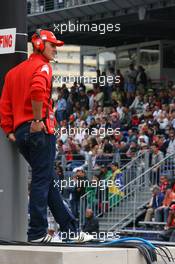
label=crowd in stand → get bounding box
[51,63,175,233]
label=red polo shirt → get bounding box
[0,53,53,134]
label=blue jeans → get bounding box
[15,122,76,240]
[155,206,169,222]
[70,199,80,219]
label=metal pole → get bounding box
[0,0,28,241]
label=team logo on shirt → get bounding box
[41,64,49,75]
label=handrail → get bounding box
[79,150,150,227]
[121,150,149,171]
[106,152,175,232]
[124,152,174,190]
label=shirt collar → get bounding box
[29,53,49,63]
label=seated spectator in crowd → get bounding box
[153,105,162,120]
[126,141,139,160]
[157,113,169,133]
[83,208,99,235]
[93,86,104,107]
[116,100,124,119]
[120,107,131,130]
[144,185,164,222]
[170,109,175,129]
[160,203,175,242]
[159,175,169,194]
[127,129,138,144]
[130,94,144,117]
[155,181,175,222]
[110,112,120,129]
[156,135,168,156]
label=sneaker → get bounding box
[29,233,62,243]
[69,231,94,243]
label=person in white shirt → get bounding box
[153,105,162,119]
[157,113,169,130]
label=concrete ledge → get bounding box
[0,245,174,264]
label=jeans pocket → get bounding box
[29,131,46,149]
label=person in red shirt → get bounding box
[0,29,93,243]
[160,203,175,241]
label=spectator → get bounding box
[150,143,164,184]
[120,107,131,130]
[62,83,69,100]
[160,203,175,242]
[55,92,67,124]
[108,162,124,206]
[159,175,169,194]
[79,87,89,110]
[157,113,169,132]
[27,1,31,14]
[136,65,147,91]
[130,93,144,117]
[155,181,175,222]
[116,69,124,92]
[98,164,112,180]
[82,208,99,235]
[166,129,175,155]
[93,86,104,107]
[68,167,88,219]
[144,185,164,221]
[38,0,44,12]
[107,67,115,102]
[170,109,175,129]
[55,163,64,182]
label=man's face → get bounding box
[76,170,85,178]
[111,165,117,172]
[101,167,107,173]
[86,209,93,218]
[151,145,157,153]
[56,168,62,176]
[169,131,175,139]
[42,41,57,61]
[80,90,84,95]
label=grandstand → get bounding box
[25,0,175,242]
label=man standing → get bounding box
[0,29,92,243]
[55,91,67,124]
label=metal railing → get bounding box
[27,0,103,14]
[79,150,150,228]
[105,152,175,232]
[56,151,148,179]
